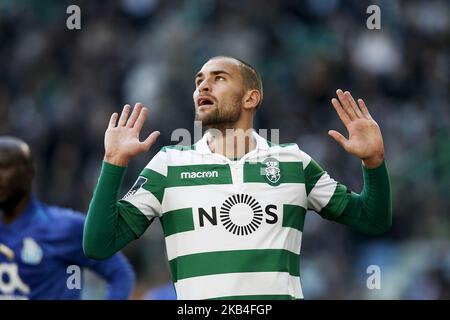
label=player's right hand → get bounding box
[103,103,160,166]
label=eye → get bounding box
[216,75,225,81]
[195,78,203,87]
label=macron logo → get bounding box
[181,171,219,179]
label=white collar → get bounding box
[195,129,269,155]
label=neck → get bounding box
[207,117,256,159]
[1,193,31,225]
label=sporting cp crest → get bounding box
[263,157,281,186]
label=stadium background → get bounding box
[0,0,448,299]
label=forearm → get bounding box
[333,161,392,235]
[83,162,137,259]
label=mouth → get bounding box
[197,96,215,109]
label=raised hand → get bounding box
[104,103,160,166]
[328,89,384,169]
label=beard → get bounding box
[195,97,242,129]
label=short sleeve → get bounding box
[118,150,167,236]
[304,157,351,220]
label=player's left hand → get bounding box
[328,89,384,169]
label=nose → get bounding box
[197,78,211,93]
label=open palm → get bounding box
[104,103,160,166]
[329,90,384,168]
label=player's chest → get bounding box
[161,161,308,239]
[0,227,59,271]
[0,228,61,298]
[163,158,307,212]
[166,158,305,187]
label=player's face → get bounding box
[0,154,30,209]
[193,58,246,127]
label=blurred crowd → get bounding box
[0,0,449,299]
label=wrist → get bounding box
[362,154,384,169]
[103,154,130,167]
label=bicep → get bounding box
[305,158,351,220]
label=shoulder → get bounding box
[144,143,199,173]
[148,144,198,162]
[43,205,85,233]
[266,140,313,169]
[35,205,88,257]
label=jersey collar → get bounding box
[195,129,270,155]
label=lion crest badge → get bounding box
[263,157,281,186]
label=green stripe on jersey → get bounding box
[282,204,306,231]
[209,295,297,300]
[161,208,195,237]
[162,144,196,152]
[304,159,325,195]
[319,184,350,220]
[267,141,297,148]
[167,164,232,187]
[140,168,166,203]
[169,249,300,282]
[244,162,304,184]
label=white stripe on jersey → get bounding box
[175,271,303,300]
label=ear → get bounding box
[243,89,261,111]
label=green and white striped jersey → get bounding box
[121,131,350,300]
